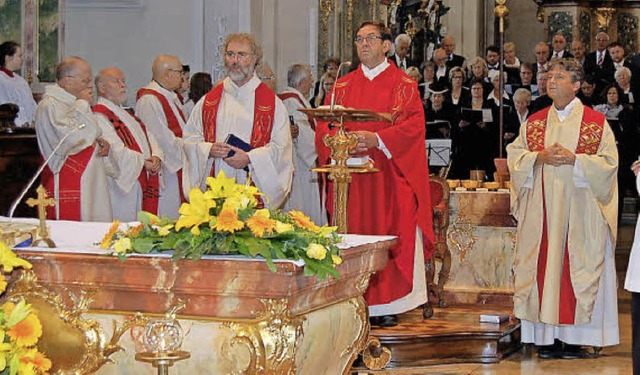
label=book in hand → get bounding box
[479,313,510,324]
[461,108,493,123]
[224,133,252,171]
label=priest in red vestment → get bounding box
[315,21,434,327]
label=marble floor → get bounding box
[355,224,637,375]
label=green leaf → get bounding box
[131,237,156,254]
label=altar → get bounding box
[444,190,517,307]
[4,218,393,374]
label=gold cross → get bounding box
[26,185,56,248]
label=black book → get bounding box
[225,133,252,171]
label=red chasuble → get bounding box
[525,105,605,324]
[136,88,186,202]
[200,82,276,176]
[41,146,94,221]
[93,104,160,214]
[315,64,435,305]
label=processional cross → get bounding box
[26,185,57,248]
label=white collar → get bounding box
[44,84,78,105]
[149,80,178,100]
[554,97,580,121]
[223,74,261,97]
[361,60,390,81]
[281,86,311,108]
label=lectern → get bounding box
[300,107,390,233]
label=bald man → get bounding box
[441,36,466,69]
[34,56,114,221]
[135,55,189,219]
[94,67,163,221]
[432,48,450,86]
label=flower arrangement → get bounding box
[101,171,343,280]
[0,241,52,375]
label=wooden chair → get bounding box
[422,174,452,319]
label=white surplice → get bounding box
[279,86,327,225]
[0,69,37,126]
[94,97,164,221]
[183,75,293,209]
[135,81,188,219]
[34,84,115,221]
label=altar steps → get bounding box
[351,305,520,373]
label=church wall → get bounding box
[65,0,203,107]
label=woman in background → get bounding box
[183,72,212,117]
[0,41,36,127]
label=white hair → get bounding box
[513,88,532,103]
[615,66,632,80]
[395,33,411,47]
[287,63,311,87]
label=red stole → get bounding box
[0,67,14,77]
[201,82,276,176]
[41,146,95,220]
[136,87,186,202]
[277,92,315,130]
[93,104,160,214]
[136,88,185,137]
[526,105,605,323]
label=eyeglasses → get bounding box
[168,68,183,74]
[355,35,383,45]
[225,51,252,60]
[596,38,609,42]
[259,75,275,81]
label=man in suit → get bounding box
[432,48,450,86]
[486,45,500,81]
[532,42,550,84]
[549,33,574,60]
[391,33,414,70]
[584,32,615,86]
[571,39,587,66]
[609,41,632,72]
[442,36,466,70]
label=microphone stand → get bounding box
[7,123,86,219]
[329,61,352,114]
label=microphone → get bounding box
[329,61,352,113]
[7,123,87,219]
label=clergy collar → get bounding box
[97,96,123,111]
[361,60,390,81]
[223,73,261,97]
[0,66,14,77]
[554,97,580,121]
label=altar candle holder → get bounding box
[135,317,190,375]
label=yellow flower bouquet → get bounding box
[101,171,343,280]
[0,241,52,375]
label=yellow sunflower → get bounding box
[213,204,245,233]
[246,209,276,237]
[289,211,321,233]
[19,348,51,373]
[7,313,43,347]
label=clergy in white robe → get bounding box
[507,59,619,354]
[94,67,164,222]
[183,33,293,209]
[135,55,189,219]
[0,42,36,127]
[34,57,115,222]
[278,64,327,225]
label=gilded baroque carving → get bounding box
[340,296,369,375]
[447,211,477,262]
[594,7,616,32]
[362,336,391,370]
[220,298,305,375]
[5,270,148,374]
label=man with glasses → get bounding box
[315,21,434,327]
[184,33,293,209]
[34,56,114,221]
[135,55,189,219]
[584,32,614,86]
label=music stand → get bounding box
[299,107,388,233]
